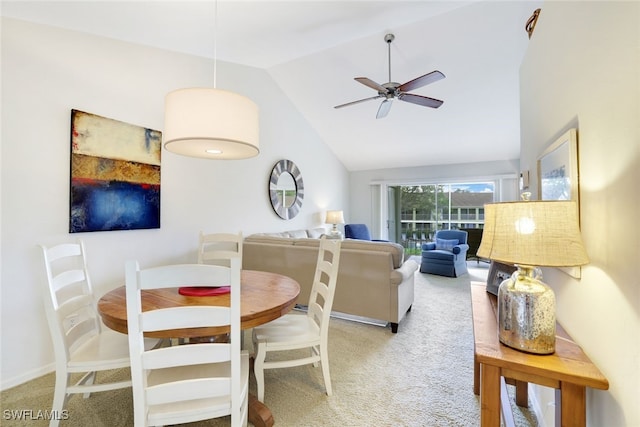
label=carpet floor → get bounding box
[1,261,538,426]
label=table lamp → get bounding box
[477,196,589,354]
[325,210,345,239]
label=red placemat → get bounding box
[178,286,231,296]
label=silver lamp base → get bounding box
[326,226,343,240]
[497,266,556,354]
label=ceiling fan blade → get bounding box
[398,70,445,93]
[376,99,393,119]
[399,93,444,109]
[334,95,382,109]
[355,77,387,93]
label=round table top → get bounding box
[97,269,301,339]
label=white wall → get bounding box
[520,2,639,426]
[349,160,520,238]
[0,18,349,389]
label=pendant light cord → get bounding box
[213,0,218,88]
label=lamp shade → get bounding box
[325,210,345,225]
[477,200,589,267]
[163,88,259,159]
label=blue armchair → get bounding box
[420,230,469,277]
[344,224,387,242]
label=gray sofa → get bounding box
[242,228,418,333]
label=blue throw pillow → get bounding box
[435,238,458,252]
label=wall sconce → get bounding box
[477,195,589,354]
[519,170,530,191]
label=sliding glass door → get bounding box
[390,182,495,251]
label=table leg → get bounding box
[480,364,501,427]
[473,353,480,395]
[515,380,528,407]
[248,394,274,427]
[557,382,586,427]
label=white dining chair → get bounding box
[198,231,243,267]
[252,236,342,402]
[39,240,161,427]
[191,231,243,344]
[125,259,248,427]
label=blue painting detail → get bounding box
[70,180,160,233]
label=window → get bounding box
[390,182,494,251]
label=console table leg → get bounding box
[559,382,586,427]
[480,364,501,427]
[515,380,528,407]
[473,354,480,395]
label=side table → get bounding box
[470,282,608,427]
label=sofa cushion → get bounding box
[244,235,295,245]
[292,238,321,248]
[435,238,458,252]
[423,249,455,261]
[287,229,309,238]
[342,240,404,268]
[307,228,326,238]
[262,232,290,238]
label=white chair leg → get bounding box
[49,371,68,427]
[312,345,319,367]
[320,347,332,396]
[241,394,248,427]
[82,371,96,398]
[254,343,267,402]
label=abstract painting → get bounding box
[69,110,161,233]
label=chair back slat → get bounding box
[138,263,231,290]
[198,231,243,267]
[307,237,341,331]
[141,306,230,332]
[146,378,232,406]
[142,344,231,370]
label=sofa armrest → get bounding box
[390,259,419,286]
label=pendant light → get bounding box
[163,1,259,159]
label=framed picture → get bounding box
[486,261,517,296]
[537,128,582,278]
[537,128,579,206]
[70,110,162,233]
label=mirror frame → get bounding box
[269,159,304,219]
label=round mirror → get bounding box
[269,159,304,219]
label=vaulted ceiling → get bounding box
[2,0,543,171]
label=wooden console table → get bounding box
[470,282,608,427]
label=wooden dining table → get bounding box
[97,269,301,427]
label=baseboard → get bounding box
[294,305,387,328]
[1,362,54,391]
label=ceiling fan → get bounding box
[334,33,445,119]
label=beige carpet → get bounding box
[1,262,538,426]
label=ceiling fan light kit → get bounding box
[335,33,445,119]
